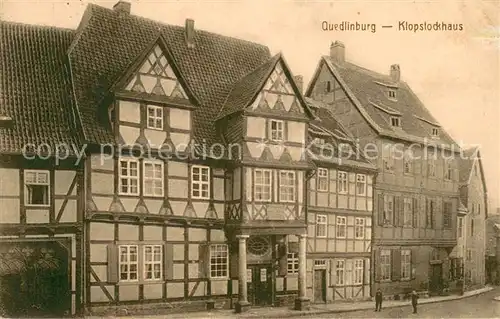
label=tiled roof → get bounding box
[458,147,479,183]
[0,21,82,154]
[68,4,271,147]
[320,57,459,149]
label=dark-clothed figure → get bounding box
[411,290,418,314]
[375,288,383,311]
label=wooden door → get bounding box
[313,269,326,303]
[429,264,443,294]
[248,265,272,306]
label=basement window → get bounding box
[390,117,401,127]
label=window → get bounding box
[326,81,332,92]
[337,171,348,194]
[353,259,364,285]
[431,127,439,137]
[254,169,272,201]
[316,214,327,238]
[119,245,138,281]
[270,120,284,141]
[428,159,436,177]
[457,217,464,238]
[210,244,228,278]
[403,152,413,174]
[380,250,391,281]
[450,258,463,280]
[382,144,394,171]
[390,116,401,127]
[279,171,296,202]
[336,216,347,238]
[314,259,327,267]
[426,199,435,228]
[143,160,163,197]
[191,165,210,199]
[401,250,411,280]
[317,168,328,191]
[144,245,162,280]
[388,89,397,99]
[445,160,453,180]
[471,219,474,236]
[147,105,163,130]
[384,195,394,225]
[119,158,139,195]
[335,260,345,285]
[443,202,452,229]
[467,249,472,261]
[287,252,299,275]
[478,203,481,214]
[356,174,366,195]
[403,198,413,227]
[355,218,365,239]
[24,170,50,206]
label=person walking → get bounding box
[375,288,383,312]
[411,290,419,314]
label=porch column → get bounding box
[294,233,310,310]
[235,234,250,313]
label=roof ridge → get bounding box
[1,19,75,33]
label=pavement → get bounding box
[116,286,495,319]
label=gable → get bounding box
[123,44,189,100]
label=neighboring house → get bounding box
[305,42,461,298]
[485,214,500,284]
[449,202,468,292]
[304,101,377,302]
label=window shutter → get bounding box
[330,259,336,286]
[391,249,400,281]
[378,194,384,225]
[412,198,418,228]
[278,242,287,277]
[393,196,399,226]
[411,248,416,280]
[165,243,174,280]
[107,244,119,284]
[374,250,381,282]
[198,244,209,278]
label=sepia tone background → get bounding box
[1,0,499,211]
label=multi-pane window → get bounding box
[383,145,394,171]
[443,202,452,229]
[279,170,296,202]
[355,218,365,239]
[119,245,138,281]
[384,195,394,225]
[403,198,413,227]
[254,169,272,201]
[335,260,345,285]
[380,250,391,281]
[24,170,50,206]
[316,214,327,238]
[317,168,328,191]
[404,152,413,174]
[314,259,327,267]
[338,171,348,194]
[426,199,435,228]
[445,160,453,180]
[270,119,284,141]
[388,90,397,99]
[147,105,163,130]
[209,244,228,278]
[336,216,347,238]
[401,250,411,280]
[144,245,162,280]
[457,217,464,238]
[390,117,400,127]
[287,252,299,275]
[119,159,139,195]
[356,174,366,195]
[143,160,163,197]
[353,259,364,285]
[450,258,463,280]
[191,165,210,199]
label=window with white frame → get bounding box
[147,105,163,130]
[254,169,272,201]
[401,250,411,280]
[210,244,228,278]
[356,174,366,195]
[336,216,347,238]
[335,260,345,285]
[457,217,464,238]
[144,245,162,280]
[382,145,394,171]
[270,119,284,141]
[143,160,163,197]
[191,165,210,199]
[355,218,365,239]
[119,158,139,195]
[287,252,299,275]
[279,170,296,202]
[384,195,394,225]
[380,250,391,281]
[314,259,327,267]
[353,259,364,285]
[316,214,327,238]
[338,171,348,194]
[24,170,50,206]
[317,168,328,191]
[119,245,138,281]
[403,198,413,227]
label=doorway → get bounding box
[247,265,272,306]
[313,269,327,303]
[429,263,443,295]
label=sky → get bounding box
[2,0,500,212]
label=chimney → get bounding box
[185,19,195,48]
[113,1,131,15]
[293,75,304,94]
[390,64,401,82]
[330,41,345,65]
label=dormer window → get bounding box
[388,89,397,100]
[431,127,439,137]
[390,117,401,127]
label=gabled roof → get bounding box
[68,4,272,148]
[305,56,460,150]
[0,21,82,155]
[458,146,488,217]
